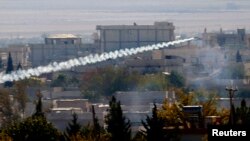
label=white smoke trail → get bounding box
[0,38,194,83]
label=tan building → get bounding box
[96,21,175,52]
[45,34,82,45]
[96,21,177,73]
[53,99,90,112]
[202,28,249,48]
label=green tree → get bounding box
[64,113,82,141]
[51,74,67,87]
[159,89,219,128]
[16,62,22,70]
[105,96,131,141]
[6,116,60,141]
[5,90,60,141]
[235,99,250,125]
[137,73,168,91]
[91,105,102,140]
[33,90,45,118]
[169,71,185,88]
[78,105,109,141]
[4,52,14,87]
[81,67,139,100]
[141,103,167,141]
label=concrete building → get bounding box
[96,21,175,52]
[45,34,82,45]
[0,45,30,69]
[114,91,176,112]
[53,99,90,112]
[202,28,249,48]
[29,34,98,67]
[96,21,178,74]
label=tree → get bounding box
[235,99,250,125]
[51,74,67,87]
[81,67,139,101]
[91,105,102,140]
[141,103,167,141]
[158,100,184,127]
[159,89,219,128]
[5,90,60,141]
[14,82,28,119]
[0,89,16,127]
[137,73,168,91]
[32,90,45,118]
[77,105,109,141]
[6,116,60,141]
[81,67,171,101]
[4,52,14,87]
[169,71,185,88]
[64,113,82,141]
[0,56,3,69]
[16,62,22,70]
[105,96,131,141]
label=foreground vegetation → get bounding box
[0,86,249,141]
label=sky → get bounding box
[1,0,250,11]
[0,0,250,38]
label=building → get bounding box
[182,105,203,128]
[0,45,30,69]
[53,99,90,112]
[29,34,98,67]
[96,21,175,52]
[96,21,177,73]
[45,34,82,45]
[202,28,250,48]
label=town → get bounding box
[0,20,249,140]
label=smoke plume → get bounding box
[0,38,194,83]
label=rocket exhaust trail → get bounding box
[0,38,194,83]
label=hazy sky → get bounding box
[1,0,250,11]
[0,0,250,37]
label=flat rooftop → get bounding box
[46,34,78,39]
[96,22,174,30]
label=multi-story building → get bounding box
[0,45,30,69]
[29,34,97,67]
[96,21,177,73]
[96,21,175,52]
[202,28,250,48]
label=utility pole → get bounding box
[225,85,238,125]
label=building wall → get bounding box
[0,45,30,68]
[202,28,249,48]
[45,34,82,45]
[96,22,175,73]
[29,43,97,67]
[54,99,90,112]
[96,21,175,52]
